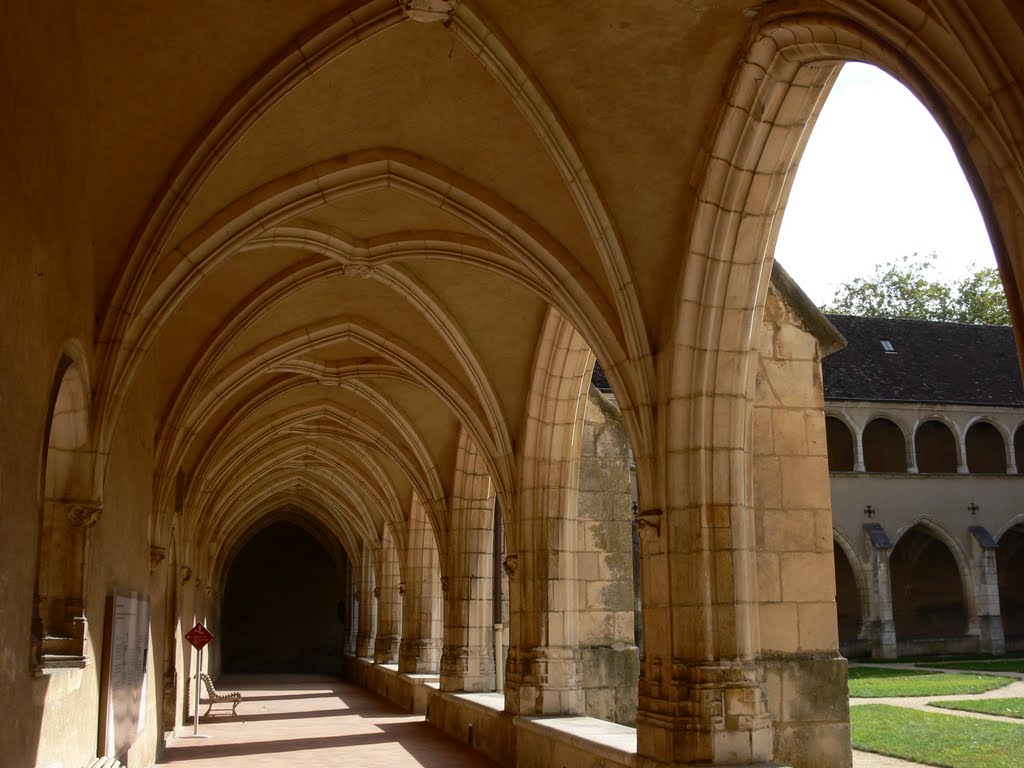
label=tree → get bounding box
[822,253,1010,325]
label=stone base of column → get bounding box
[637,658,773,765]
[505,644,584,715]
[869,620,897,659]
[439,644,496,692]
[580,643,640,725]
[374,634,400,664]
[976,615,1006,655]
[761,653,851,768]
[355,632,376,659]
[399,638,442,674]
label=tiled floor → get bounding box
[158,675,496,767]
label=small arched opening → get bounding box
[825,416,855,471]
[890,525,968,642]
[833,540,863,652]
[966,421,1007,473]
[863,418,907,472]
[221,520,346,672]
[997,523,1024,649]
[33,354,94,670]
[915,420,959,473]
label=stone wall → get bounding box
[576,387,639,725]
[753,284,851,768]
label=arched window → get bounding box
[890,526,967,640]
[966,421,1007,473]
[862,418,906,472]
[32,356,97,672]
[825,416,854,471]
[914,420,958,473]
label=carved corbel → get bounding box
[502,555,518,578]
[65,500,103,529]
[440,576,449,598]
[398,582,406,596]
[181,565,193,584]
[150,546,167,573]
[373,587,381,599]
[635,508,663,537]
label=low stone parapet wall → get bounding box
[343,656,639,768]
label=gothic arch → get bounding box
[862,416,909,473]
[964,417,1010,473]
[889,518,975,640]
[832,528,869,645]
[913,418,960,474]
[32,344,97,671]
[824,413,856,472]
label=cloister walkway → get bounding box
[158,675,496,768]
[158,671,1020,768]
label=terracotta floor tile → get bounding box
[159,674,495,767]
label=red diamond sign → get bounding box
[185,622,214,651]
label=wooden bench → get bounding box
[201,672,242,716]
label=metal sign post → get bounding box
[185,623,214,739]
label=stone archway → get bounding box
[221,521,346,672]
[966,421,1007,473]
[915,420,959,473]
[997,522,1024,650]
[826,416,855,472]
[890,525,968,643]
[833,541,863,653]
[863,418,907,472]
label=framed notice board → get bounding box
[98,592,150,760]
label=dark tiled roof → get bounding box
[823,314,1024,406]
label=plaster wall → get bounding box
[0,4,99,766]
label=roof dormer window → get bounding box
[881,340,896,354]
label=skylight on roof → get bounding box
[881,340,896,354]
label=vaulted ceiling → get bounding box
[53,0,1024,572]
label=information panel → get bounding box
[98,592,150,759]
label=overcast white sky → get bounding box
[774,63,996,307]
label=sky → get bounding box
[774,62,996,307]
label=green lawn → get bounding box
[924,659,1024,674]
[848,666,1013,697]
[932,698,1024,719]
[851,704,1024,767]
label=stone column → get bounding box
[344,559,358,655]
[440,431,496,691]
[968,526,1006,654]
[746,291,851,768]
[906,430,919,473]
[504,311,587,716]
[863,524,897,659]
[355,547,377,659]
[399,495,442,673]
[852,425,866,473]
[374,528,402,664]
